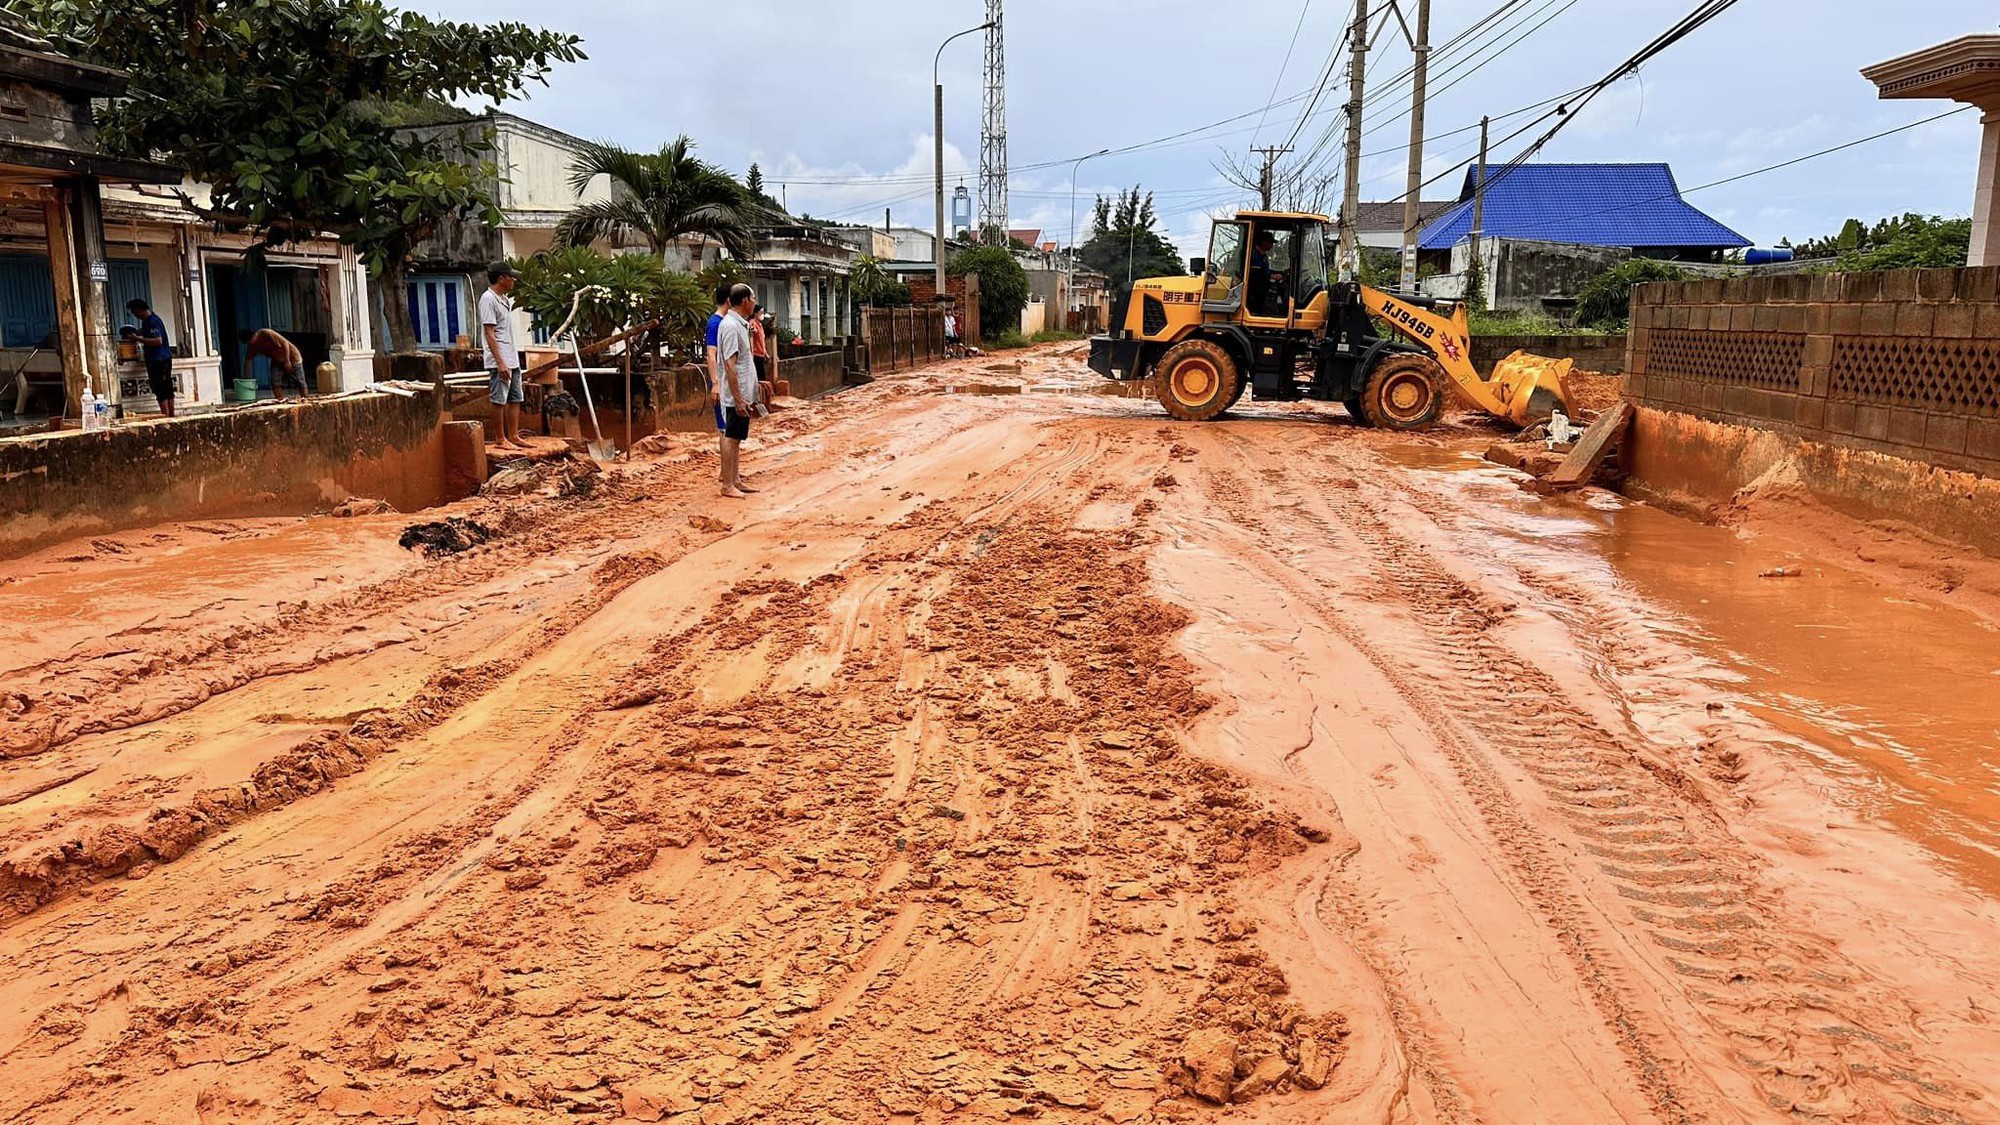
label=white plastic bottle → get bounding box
[93,393,110,430]
[80,393,97,432]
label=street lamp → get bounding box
[935,21,994,298]
[1068,148,1110,330]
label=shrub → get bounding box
[1574,259,1689,329]
[986,329,1031,350]
[512,248,709,349]
[1029,329,1084,344]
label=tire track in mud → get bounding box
[0,469,658,764]
[0,546,676,922]
[1185,438,1687,1122]
[1193,424,1988,1123]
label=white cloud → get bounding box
[750,137,972,230]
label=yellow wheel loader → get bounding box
[1086,210,1573,430]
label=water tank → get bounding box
[1743,247,1795,266]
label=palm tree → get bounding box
[555,136,761,259]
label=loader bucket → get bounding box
[1487,350,1576,427]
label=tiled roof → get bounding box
[1417,163,1748,250]
[1008,228,1043,247]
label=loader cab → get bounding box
[1201,213,1332,329]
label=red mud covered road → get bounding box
[2,344,1998,1123]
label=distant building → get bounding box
[400,111,859,348]
[1416,163,1750,312]
[396,112,614,351]
[1353,200,1455,251]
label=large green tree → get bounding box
[18,0,582,352]
[555,137,761,259]
[1080,188,1187,298]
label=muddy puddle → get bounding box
[1384,445,2000,894]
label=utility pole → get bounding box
[1251,145,1292,210]
[1470,114,1489,305]
[1398,0,1431,291]
[1339,0,1369,279]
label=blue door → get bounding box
[405,275,464,350]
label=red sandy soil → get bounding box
[2,345,1998,1123]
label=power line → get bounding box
[1369,0,1747,216]
[1253,0,1318,145]
[1290,0,1582,192]
[1551,106,1978,227]
[1360,0,1585,139]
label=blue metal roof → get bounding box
[1416,163,1749,251]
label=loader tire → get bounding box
[1154,339,1241,422]
[1224,379,1249,412]
[1359,354,1445,431]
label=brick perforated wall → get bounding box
[1649,330,1806,391]
[1625,266,2000,479]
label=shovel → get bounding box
[550,288,618,463]
[565,333,617,463]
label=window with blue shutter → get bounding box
[0,254,56,349]
[404,275,464,350]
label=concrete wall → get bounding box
[779,351,846,399]
[1427,238,1629,311]
[1625,407,2000,558]
[1473,334,1628,374]
[494,118,610,216]
[0,390,450,559]
[1626,266,2000,480]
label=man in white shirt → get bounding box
[480,262,524,451]
[715,284,764,498]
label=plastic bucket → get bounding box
[233,378,259,401]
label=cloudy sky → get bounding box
[416,0,1995,256]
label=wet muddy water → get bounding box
[1383,445,2000,895]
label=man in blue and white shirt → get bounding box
[715,284,763,498]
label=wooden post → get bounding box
[622,344,633,453]
[42,186,88,420]
[72,179,120,407]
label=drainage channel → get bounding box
[1382,444,2000,896]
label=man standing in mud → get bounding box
[480,262,524,452]
[705,281,731,483]
[715,284,763,499]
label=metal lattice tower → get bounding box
[978,0,1007,241]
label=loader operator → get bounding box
[1249,230,1287,318]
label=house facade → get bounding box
[399,111,859,350]
[1416,163,1751,311]
[99,185,377,404]
[395,112,613,352]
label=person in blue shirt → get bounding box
[127,298,175,417]
[703,281,731,480]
